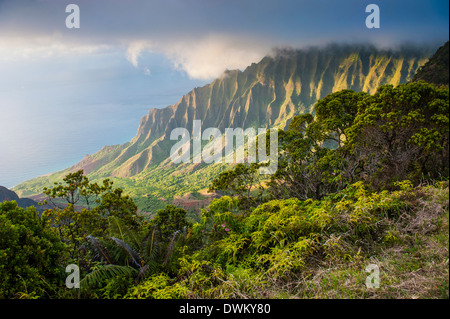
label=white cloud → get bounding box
[125,41,153,68]
[2,32,272,81]
[164,35,271,79]
[1,29,274,82]
[124,34,274,80]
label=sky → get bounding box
[0,0,448,188]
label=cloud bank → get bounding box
[0,0,448,79]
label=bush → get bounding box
[125,273,188,299]
[0,201,67,298]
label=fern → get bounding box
[80,265,138,289]
[163,231,178,266]
[109,216,141,250]
[86,235,115,264]
[110,236,143,268]
[142,227,160,263]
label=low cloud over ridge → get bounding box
[1,0,447,79]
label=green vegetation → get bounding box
[1,78,448,299]
[0,201,67,298]
[413,41,449,86]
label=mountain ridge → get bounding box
[71,44,430,178]
[412,41,449,85]
[14,43,434,205]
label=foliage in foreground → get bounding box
[0,201,67,298]
[175,181,449,299]
[1,179,447,299]
[0,81,448,299]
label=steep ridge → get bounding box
[14,44,432,201]
[412,41,449,85]
[72,44,430,179]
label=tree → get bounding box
[313,89,368,147]
[347,81,449,188]
[43,170,113,209]
[42,170,142,257]
[209,163,266,211]
[0,201,67,298]
[149,205,191,239]
[267,117,324,200]
[267,91,367,201]
[144,205,192,273]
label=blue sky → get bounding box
[0,0,448,188]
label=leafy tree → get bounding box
[0,201,67,298]
[267,118,322,200]
[208,163,266,211]
[43,170,112,209]
[266,83,449,200]
[94,187,140,230]
[313,89,368,147]
[42,170,142,258]
[38,172,196,297]
[266,91,366,201]
[149,205,191,239]
[347,81,449,188]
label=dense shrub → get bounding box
[0,201,67,298]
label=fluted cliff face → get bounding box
[85,45,426,178]
[14,44,431,194]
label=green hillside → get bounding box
[412,41,449,85]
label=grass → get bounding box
[297,184,448,299]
